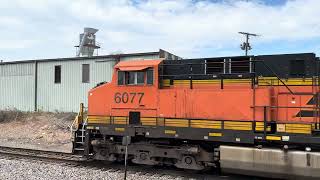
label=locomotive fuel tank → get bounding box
[220,145,320,179]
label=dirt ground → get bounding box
[0,111,76,153]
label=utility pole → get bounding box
[122,136,131,180]
[239,32,259,56]
[124,140,128,180]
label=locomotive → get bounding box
[72,53,320,178]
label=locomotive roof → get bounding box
[177,53,316,62]
[115,59,163,71]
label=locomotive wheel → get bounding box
[140,152,148,161]
[174,155,205,170]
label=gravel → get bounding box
[0,158,188,180]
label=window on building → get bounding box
[54,65,61,84]
[290,60,305,76]
[82,64,90,83]
[118,71,125,85]
[146,68,153,85]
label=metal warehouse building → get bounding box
[0,49,180,112]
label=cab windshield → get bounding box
[118,68,153,86]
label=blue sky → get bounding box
[0,0,319,61]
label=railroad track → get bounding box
[0,146,85,162]
[0,146,251,179]
[0,146,195,179]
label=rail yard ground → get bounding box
[0,158,184,180]
[0,156,247,180]
[0,110,74,153]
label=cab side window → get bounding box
[146,68,153,85]
[137,72,145,84]
[128,72,136,84]
[118,71,125,85]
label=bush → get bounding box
[0,109,22,123]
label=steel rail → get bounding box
[0,146,85,161]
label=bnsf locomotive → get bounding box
[72,53,320,178]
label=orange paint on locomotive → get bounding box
[88,59,316,124]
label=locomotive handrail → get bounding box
[70,103,85,132]
[159,60,251,66]
[252,106,320,109]
[159,73,254,77]
[159,59,295,95]
[254,60,294,95]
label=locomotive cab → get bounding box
[87,60,162,121]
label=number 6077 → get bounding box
[114,92,144,104]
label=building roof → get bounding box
[0,51,160,65]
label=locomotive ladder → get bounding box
[73,124,86,153]
[71,103,86,155]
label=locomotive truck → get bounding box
[72,53,320,179]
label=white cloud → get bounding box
[1,0,320,60]
[0,40,38,49]
[0,0,65,11]
[0,16,23,27]
[64,0,320,56]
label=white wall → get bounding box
[37,58,116,112]
[0,63,35,111]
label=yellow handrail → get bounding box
[70,103,84,132]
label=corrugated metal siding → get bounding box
[37,58,116,112]
[93,60,116,84]
[0,63,35,111]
